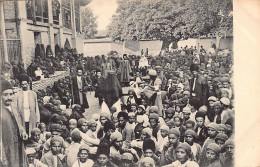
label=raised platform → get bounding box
[32,71,70,91]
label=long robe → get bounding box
[1,105,28,167]
[119,60,132,83]
[71,76,89,109]
[14,90,40,136]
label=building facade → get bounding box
[0,0,87,67]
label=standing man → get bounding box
[119,54,132,86]
[1,79,28,167]
[15,74,40,136]
[71,66,89,109]
[189,64,208,106]
[92,69,105,107]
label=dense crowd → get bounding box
[1,43,234,167]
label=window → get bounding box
[62,0,72,29]
[52,0,60,25]
[74,0,80,33]
[26,0,49,23]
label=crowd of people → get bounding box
[1,42,234,167]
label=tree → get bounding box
[81,7,98,39]
[107,0,233,48]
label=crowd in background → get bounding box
[1,42,234,167]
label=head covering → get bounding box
[160,125,170,132]
[149,113,159,121]
[177,142,192,157]
[50,124,62,132]
[117,111,128,120]
[25,148,36,155]
[218,124,227,131]
[198,105,207,113]
[149,106,159,114]
[69,119,77,125]
[96,142,110,157]
[166,107,175,114]
[168,128,180,137]
[182,107,191,114]
[220,88,229,94]
[183,90,190,95]
[18,73,30,83]
[1,79,12,93]
[149,69,157,76]
[71,130,82,142]
[103,120,115,133]
[100,112,110,120]
[110,106,117,113]
[138,105,145,111]
[220,97,230,106]
[143,139,155,152]
[110,131,122,142]
[79,144,90,152]
[207,143,221,155]
[224,139,234,147]
[77,118,88,127]
[140,157,155,167]
[185,120,195,126]
[50,136,63,144]
[121,153,134,161]
[185,129,197,138]
[195,111,205,120]
[190,64,199,72]
[88,119,97,126]
[215,133,228,142]
[207,122,219,131]
[31,128,41,136]
[142,128,152,137]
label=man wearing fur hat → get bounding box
[14,73,40,135]
[71,66,89,109]
[189,64,208,106]
[1,79,28,167]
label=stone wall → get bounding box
[32,70,70,91]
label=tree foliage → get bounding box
[107,0,233,46]
[81,7,98,39]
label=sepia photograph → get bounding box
[1,0,258,166]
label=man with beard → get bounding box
[1,78,29,166]
[117,111,135,148]
[15,73,40,135]
[71,66,89,109]
[189,64,208,106]
[149,113,160,140]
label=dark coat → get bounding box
[194,125,208,146]
[71,76,89,109]
[189,76,208,105]
[100,73,122,108]
[92,76,105,98]
[1,105,28,167]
